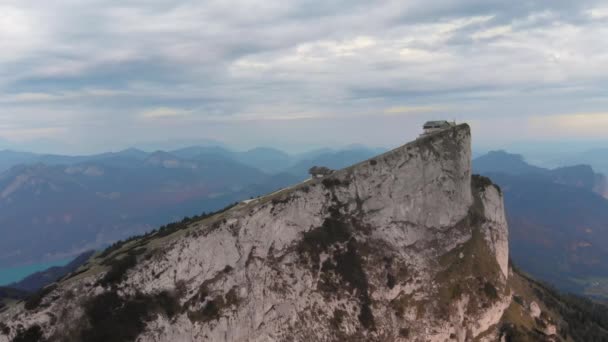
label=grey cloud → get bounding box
[1,0,607,153]
[392,0,601,24]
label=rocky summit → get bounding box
[0,124,597,341]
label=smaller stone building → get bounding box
[308,166,333,178]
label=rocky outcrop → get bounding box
[0,124,514,341]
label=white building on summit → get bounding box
[422,120,456,136]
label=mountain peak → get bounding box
[116,148,148,158]
[0,124,577,340]
[474,150,544,176]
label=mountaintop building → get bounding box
[421,120,456,136]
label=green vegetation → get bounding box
[297,204,375,331]
[472,174,502,194]
[386,273,396,289]
[484,281,499,300]
[528,278,608,340]
[12,325,43,342]
[24,284,57,311]
[61,267,89,282]
[435,218,502,317]
[98,253,137,287]
[499,322,546,342]
[399,327,410,338]
[330,309,346,328]
[185,284,240,324]
[98,202,239,260]
[321,177,350,188]
[505,265,608,341]
[187,296,222,323]
[298,210,351,266]
[430,177,506,320]
[0,322,10,335]
[78,291,179,342]
[78,202,242,288]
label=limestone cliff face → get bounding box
[0,124,512,341]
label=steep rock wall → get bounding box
[0,124,511,342]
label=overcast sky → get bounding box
[1,0,607,153]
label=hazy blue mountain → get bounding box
[170,146,233,160]
[292,147,334,161]
[473,150,546,175]
[37,148,149,165]
[474,151,608,298]
[0,153,272,268]
[132,138,228,153]
[550,164,604,193]
[174,146,293,173]
[553,148,608,176]
[234,147,292,174]
[0,150,39,172]
[1,145,387,176]
[475,150,608,196]
[488,172,608,298]
[0,144,387,269]
[0,148,150,172]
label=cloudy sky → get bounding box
[1,0,607,153]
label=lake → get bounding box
[0,259,72,286]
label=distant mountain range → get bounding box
[5,145,608,302]
[0,145,382,268]
[474,150,608,298]
[0,145,385,173]
[551,148,608,177]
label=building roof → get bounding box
[423,120,453,128]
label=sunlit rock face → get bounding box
[0,124,512,341]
